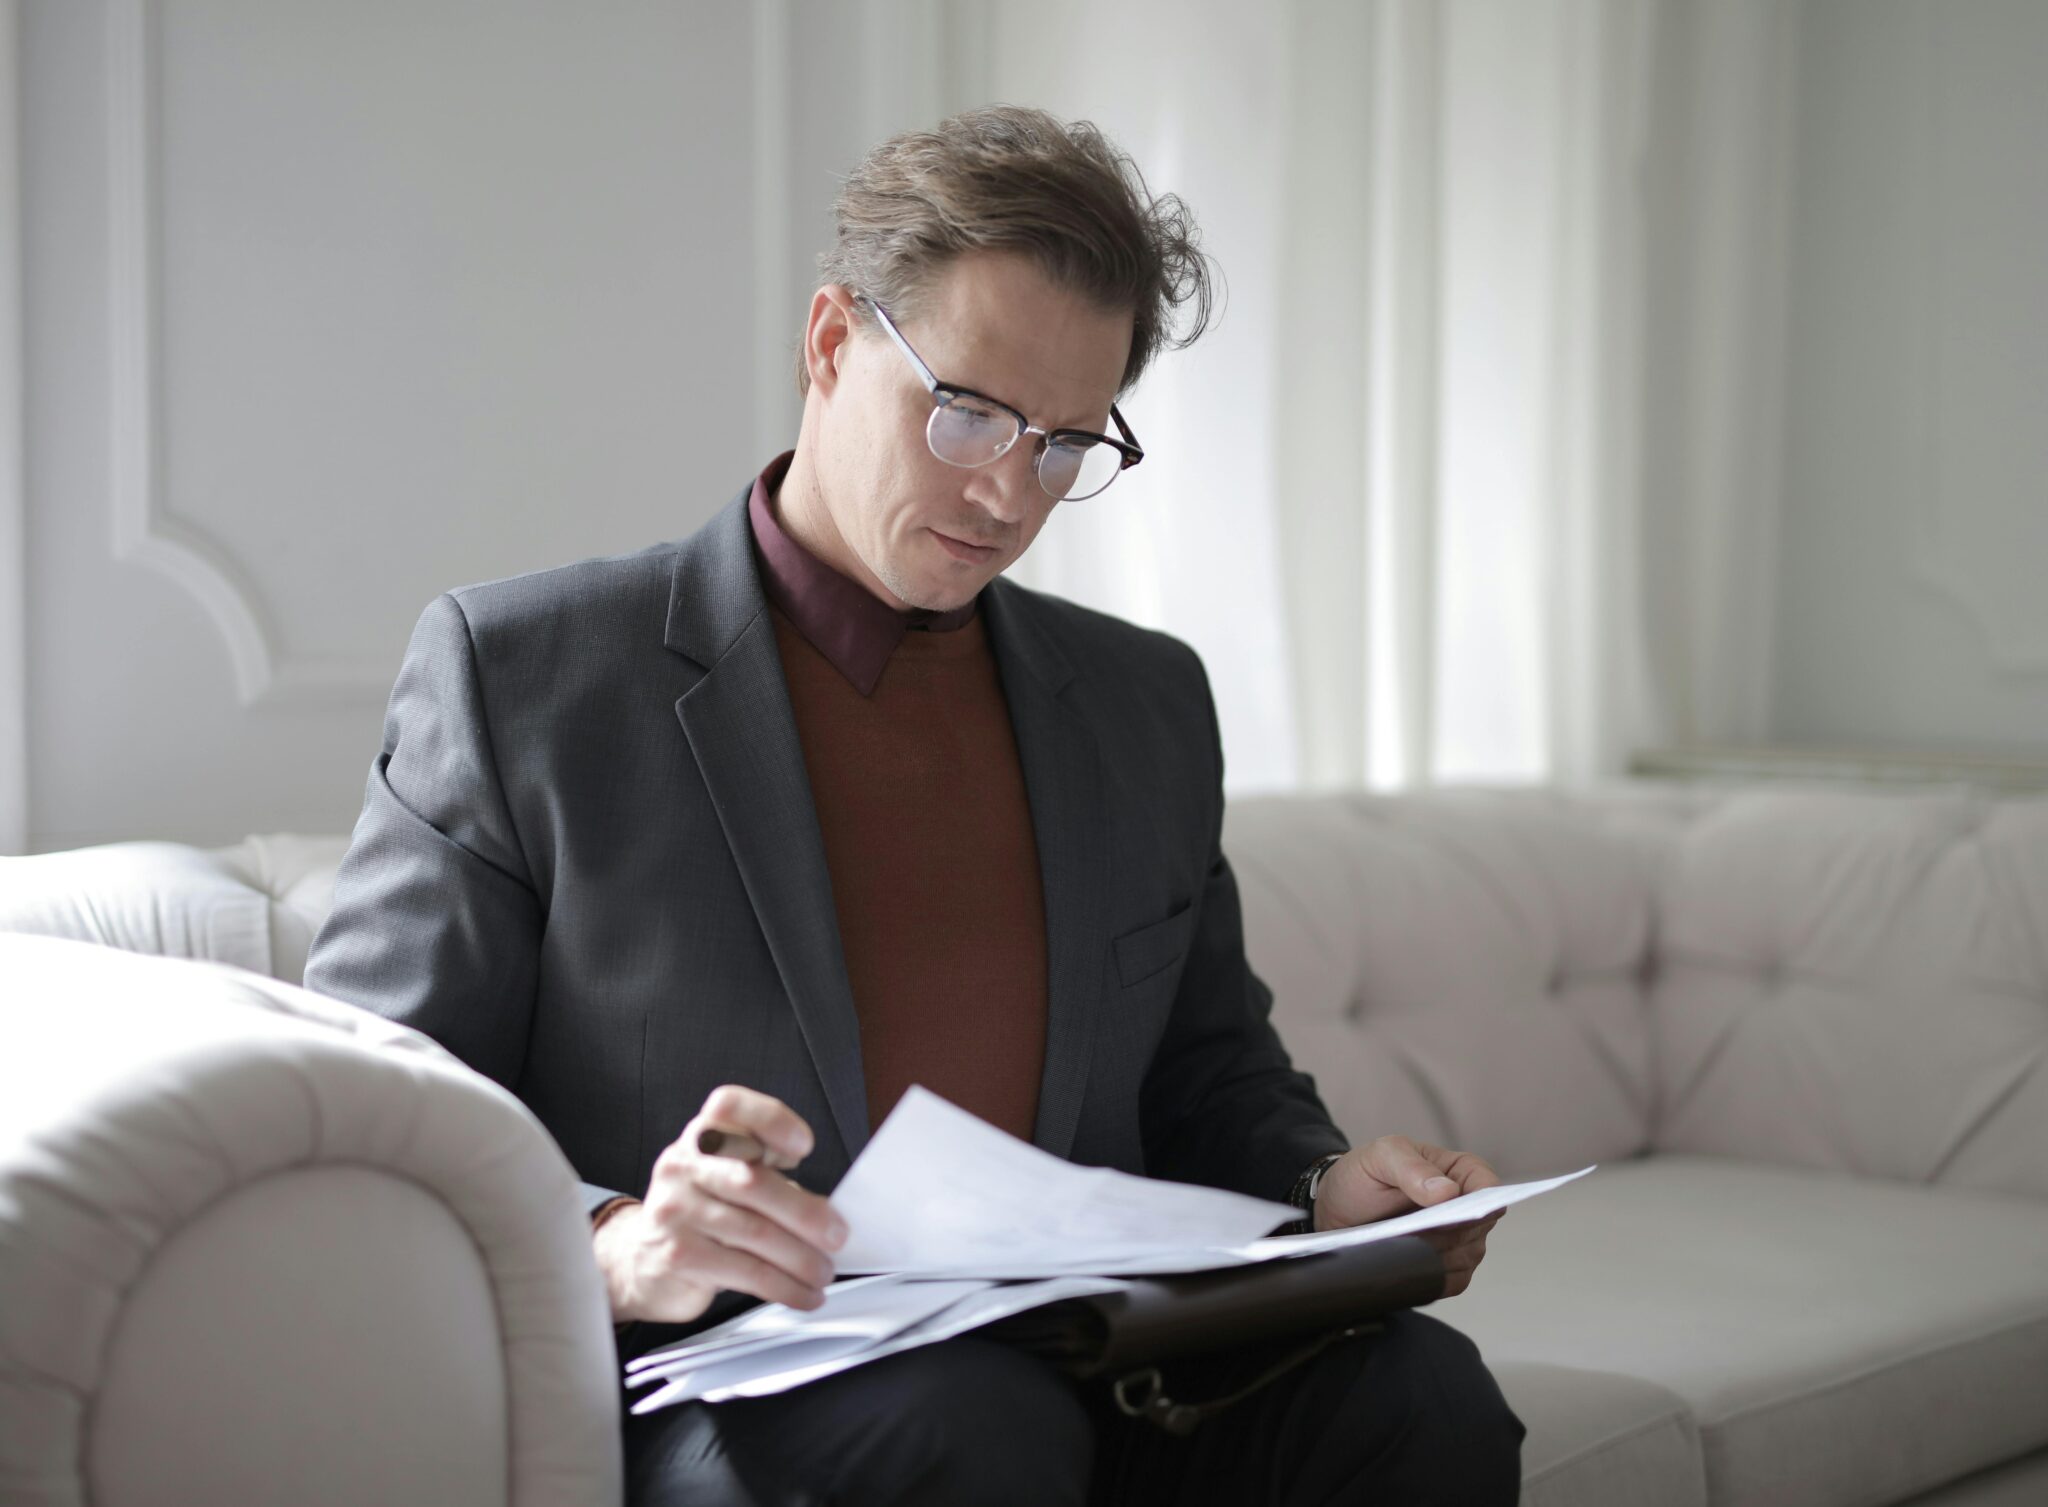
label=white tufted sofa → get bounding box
[3,781,2046,1506]
[0,842,620,1507]
[1231,781,2048,1507]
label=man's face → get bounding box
[801,250,1133,613]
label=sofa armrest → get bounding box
[0,933,620,1507]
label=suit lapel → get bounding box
[983,577,1111,1163]
[665,489,871,1168]
[663,489,1111,1169]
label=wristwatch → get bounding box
[1283,1150,1347,1235]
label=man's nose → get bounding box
[965,439,1041,525]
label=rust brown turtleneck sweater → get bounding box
[747,450,1048,1145]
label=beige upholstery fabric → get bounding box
[1893,1446,2048,1505]
[1489,1360,1707,1507]
[7,779,2045,1505]
[91,1166,511,1504]
[1226,781,2048,1503]
[1648,789,2048,1197]
[1224,789,1670,1182]
[0,834,347,984]
[1231,784,2048,1201]
[0,933,620,1507]
[1430,1155,2048,1507]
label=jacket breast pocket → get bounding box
[1112,901,1196,989]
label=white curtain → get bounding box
[964,0,1793,793]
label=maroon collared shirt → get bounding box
[746,450,979,697]
[746,450,1048,1151]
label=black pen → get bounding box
[694,1126,800,1171]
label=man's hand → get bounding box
[593,1085,850,1325]
[1312,1136,1505,1301]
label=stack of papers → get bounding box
[626,1085,1595,1413]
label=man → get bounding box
[305,105,1525,1504]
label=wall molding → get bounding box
[106,0,385,709]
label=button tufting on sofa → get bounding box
[1223,780,2048,1506]
[7,780,2048,1506]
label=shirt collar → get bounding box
[746,450,979,697]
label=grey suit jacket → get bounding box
[304,478,1346,1329]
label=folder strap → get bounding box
[1107,1318,1387,1436]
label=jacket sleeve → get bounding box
[1136,645,1350,1205]
[302,591,626,1220]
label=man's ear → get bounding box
[803,285,861,399]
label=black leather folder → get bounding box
[978,1233,1446,1379]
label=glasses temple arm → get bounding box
[860,296,941,394]
[1109,403,1144,465]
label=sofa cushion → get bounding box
[1226,789,1669,1181]
[1431,1154,2048,1506]
[1649,788,2048,1201]
[1892,1444,2048,1505]
[1489,1360,1706,1507]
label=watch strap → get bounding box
[1281,1151,1346,1236]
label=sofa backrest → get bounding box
[0,834,347,985]
[1640,783,2048,1200]
[1227,781,2048,1202]
[1225,786,1687,1184]
[7,780,2044,1201]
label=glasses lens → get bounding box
[928,395,1017,467]
[1039,437,1124,500]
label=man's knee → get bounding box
[1370,1311,1526,1496]
[623,1334,1093,1507]
[814,1335,1095,1506]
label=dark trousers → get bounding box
[619,1308,1527,1505]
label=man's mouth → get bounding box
[931,529,999,561]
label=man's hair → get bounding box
[796,104,1218,400]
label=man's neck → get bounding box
[773,447,914,614]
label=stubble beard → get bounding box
[871,540,970,614]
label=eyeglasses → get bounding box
[858,295,1144,502]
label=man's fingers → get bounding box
[671,1181,838,1292]
[1418,1212,1499,1255]
[629,1086,853,1319]
[666,1224,828,1311]
[1428,1233,1484,1299]
[693,1151,849,1257]
[1377,1138,1505,1203]
[1440,1150,1504,1193]
[1375,1141,1462,1205]
[692,1084,817,1168]
[1418,1209,1500,1299]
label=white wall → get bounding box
[7,0,2044,853]
[10,0,978,852]
[1,2,25,853]
[1770,0,2048,753]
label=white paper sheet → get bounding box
[1228,1164,1599,1262]
[627,1273,1131,1413]
[626,1275,991,1378]
[828,1084,1302,1275]
[627,1335,887,1412]
[880,1163,1599,1279]
[617,1086,1602,1417]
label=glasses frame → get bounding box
[857,294,1144,501]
